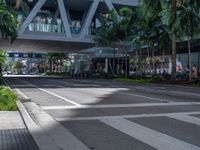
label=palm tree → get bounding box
[96,7,133,77]
[173,0,200,80]
[94,10,119,75]
[161,0,197,80]
[171,0,177,80]
[135,0,165,74]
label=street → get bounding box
[5,76,200,150]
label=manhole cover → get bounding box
[20,98,32,103]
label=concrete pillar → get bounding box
[105,58,108,73]
[57,0,72,38]
[80,0,100,39]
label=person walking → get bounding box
[191,64,197,80]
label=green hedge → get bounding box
[0,87,17,111]
[114,77,153,84]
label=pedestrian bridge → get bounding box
[0,0,137,52]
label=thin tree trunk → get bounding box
[152,48,155,74]
[113,47,116,76]
[172,34,177,80]
[188,38,192,80]
[15,0,21,9]
[49,57,52,72]
[147,45,150,72]
[125,47,128,78]
[139,48,142,73]
[171,0,177,80]
[162,49,165,71]
[187,15,192,81]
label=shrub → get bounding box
[0,87,17,111]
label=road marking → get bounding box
[15,78,81,106]
[38,88,81,106]
[119,92,171,102]
[46,78,172,103]
[55,111,200,121]
[100,117,200,150]
[24,102,89,150]
[41,102,200,110]
[168,114,200,126]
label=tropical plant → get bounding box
[173,0,200,80]
[0,0,30,42]
[47,53,68,73]
[94,10,119,75]
[94,8,134,76]
[0,49,6,75]
[134,0,168,74]
[13,60,23,73]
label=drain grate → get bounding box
[20,98,32,103]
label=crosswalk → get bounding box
[99,115,200,150]
[57,111,200,150]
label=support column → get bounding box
[51,8,59,25]
[105,58,108,74]
[80,0,100,39]
[18,0,47,35]
[57,0,72,38]
[104,0,114,11]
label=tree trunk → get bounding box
[152,48,155,74]
[187,17,192,81]
[15,0,21,9]
[113,47,116,76]
[125,47,128,78]
[171,0,177,80]
[162,49,165,71]
[147,45,150,72]
[139,48,142,73]
[49,58,52,72]
[172,34,177,80]
[188,38,192,81]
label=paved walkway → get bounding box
[0,111,39,150]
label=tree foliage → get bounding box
[0,50,6,78]
[0,0,30,42]
[93,0,200,79]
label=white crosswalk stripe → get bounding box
[100,117,200,150]
[168,114,200,126]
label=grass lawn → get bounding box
[0,86,17,111]
[114,77,153,84]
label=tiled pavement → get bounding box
[0,111,39,150]
[0,129,38,150]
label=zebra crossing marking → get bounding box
[100,117,200,150]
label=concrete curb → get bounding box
[3,78,60,150]
[17,101,59,150]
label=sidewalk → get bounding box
[0,111,39,150]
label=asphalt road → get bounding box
[6,76,200,150]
